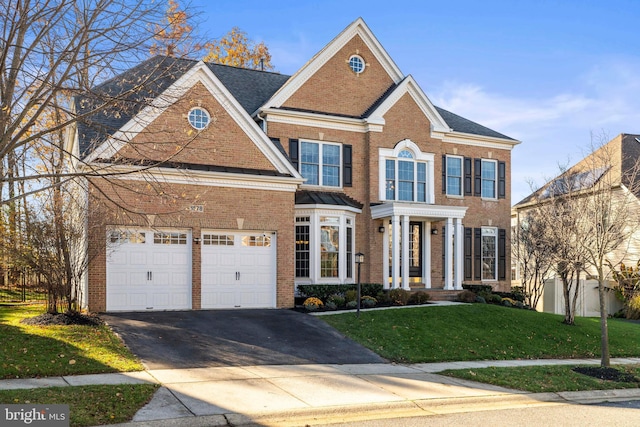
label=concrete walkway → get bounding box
[1,358,639,426]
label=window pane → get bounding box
[399,150,413,159]
[346,227,353,279]
[322,165,340,186]
[447,157,462,196]
[323,145,340,166]
[301,142,319,185]
[398,181,413,201]
[301,164,319,185]
[417,163,426,202]
[481,160,496,198]
[320,225,339,277]
[385,160,395,200]
[398,161,414,201]
[482,234,496,280]
[295,225,310,277]
[398,160,413,181]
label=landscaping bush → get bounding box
[626,294,640,320]
[344,290,357,303]
[360,283,384,298]
[457,290,477,303]
[486,294,503,304]
[297,283,384,302]
[502,298,513,307]
[325,301,338,310]
[361,296,377,308]
[495,291,525,303]
[303,297,323,311]
[389,288,409,305]
[326,294,345,308]
[462,284,493,294]
[409,291,431,305]
[376,291,392,305]
[475,295,487,304]
[346,300,358,309]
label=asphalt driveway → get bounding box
[103,309,386,369]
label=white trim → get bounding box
[371,202,468,220]
[378,139,435,204]
[84,62,301,179]
[481,158,498,200]
[444,154,464,197]
[298,139,343,187]
[261,108,384,133]
[434,130,521,150]
[263,18,404,110]
[88,163,302,192]
[481,226,499,281]
[295,204,362,214]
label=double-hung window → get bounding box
[385,150,427,202]
[481,227,497,280]
[300,141,341,187]
[445,156,463,196]
[481,159,497,199]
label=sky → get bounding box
[191,0,640,203]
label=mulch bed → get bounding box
[20,312,104,326]
[572,366,640,383]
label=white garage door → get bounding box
[201,231,276,309]
[106,229,192,311]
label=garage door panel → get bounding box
[201,231,275,309]
[106,228,191,312]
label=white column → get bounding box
[444,217,454,290]
[382,221,389,289]
[391,215,400,289]
[424,221,431,289]
[454,218,464,290]
[402,215,410,290]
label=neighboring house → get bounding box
[68,18,519,312]
[512,133,640,316]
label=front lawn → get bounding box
[0,305,143,379]
[0,384,158,427]
[321,304,640,363]
[441,364,640,393]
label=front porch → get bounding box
[371,202,468,292]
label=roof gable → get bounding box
[81,61,299,177]
[262,18,404,111]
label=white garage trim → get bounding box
[106,228,192,311]
[201,230,277,309]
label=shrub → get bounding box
[502,297,517,306]
[486,294,503,304]
[361,296,377,308]
[510,286,527,302]
[360,283,384,297]
[462,284,493,294]
[409,291,431,305]
[326,294,345,308]
[502,299,513,307]
[298,284,350,301]
[457,290,477,303]
[303,297,324,311]
[325,301,338,311]
[389,288,410,305]
[346,300,358,309]
[376,291,391,305]
[515,301,524,309]
[475,295,487,304]
[495,291,525,303]
[626,294,640,320]
[344,290,357,303]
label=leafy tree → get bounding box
[200,27,274,70]
[149,0,196,57]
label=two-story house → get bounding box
[69,18,519,312]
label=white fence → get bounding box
[540,278,623,317]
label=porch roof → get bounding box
[370,202,467,220]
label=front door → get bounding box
[388,221,423,279]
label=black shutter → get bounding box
[474,228,482,280]
[442,227,446,280]
[343,144,352,187]
[498,228,507,280]
[289,139,299,170]
[464,157,472,196]
[464,227,472,280]
[498,161,506,199]
[441,155,447,194]
[474,159,482,197]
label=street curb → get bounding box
[97,389,640,427]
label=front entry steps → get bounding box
[407,284,462,301]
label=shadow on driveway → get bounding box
[103,309,386,369]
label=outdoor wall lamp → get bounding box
[378,226,386,233]
[431,229,438,235]
[193,237,202,244]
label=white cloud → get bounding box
[429,58,640,203]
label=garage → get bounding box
[201,231,276,309]
[106,228,192,311]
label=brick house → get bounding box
[69,18,519,312]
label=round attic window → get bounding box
[348,55,365,74]
[188,107,210,130]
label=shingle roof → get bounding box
[295,190,363,209]
[434,106,516,141]
[76,56,290,158]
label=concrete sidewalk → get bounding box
[1,358,639,426]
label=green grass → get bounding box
[0,305,143,379]
[0,288,47,302]
[321,304,640,363]
[0,384,158,427]
[441,364,640,393]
